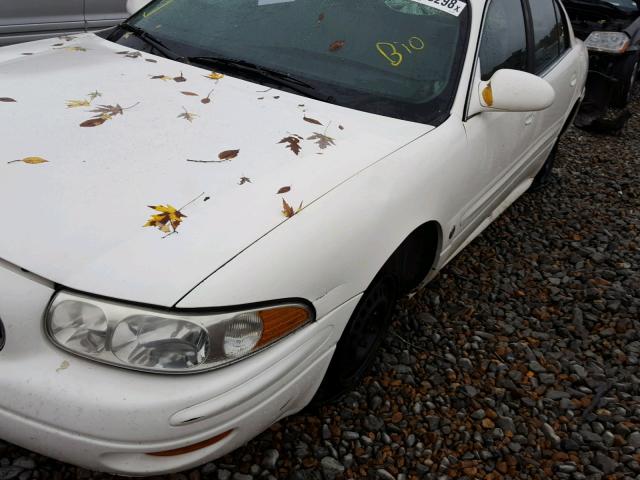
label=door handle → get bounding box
[525,114,535,126]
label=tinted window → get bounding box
[479,0,528,81]
[530,0,562,73]
[119,0,471,125]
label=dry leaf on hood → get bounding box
[218,149,239,161]
[174,72,187,83]
[87,90,102,102]
[117,51,142,59]
[307,132,336,149]
[80,117,108,128]
[56,46,87,52]
[277,186,291,194]
[204,71,224,80]
[178,107,198,123]
[0,98,16,103]
[151,75,173,81]
[281,198,303,218]
[181,91,199,96]
[7,156,48,165]
[339,125,344,130]
[238,176,251,185]
[144,204,187,235]
[79,102,139,127]
[329,40,345,52]
[66,99,91,108]
[51,43,64,47]
[279,135,302,156]
[303,116,323,125]
[145,58,158,63]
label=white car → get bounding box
[0,0,586,475]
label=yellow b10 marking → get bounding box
[376,36,426,67]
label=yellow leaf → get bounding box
[144,204,187,235]
[22,156,48,164]
[66,99,91,108]
[8,156,49,165]
[204,71,224,80]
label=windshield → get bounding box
[115,0,470,124]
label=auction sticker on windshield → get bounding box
[410,0,466,16]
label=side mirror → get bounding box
[126,0,149,15]
[476,69,555,113]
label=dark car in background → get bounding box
[563,0,640,126]
[0,0,147,46]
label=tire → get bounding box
[612,54,639,108]
[529,141,558,192]
[311,271,399,404]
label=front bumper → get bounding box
[0,262,359,475]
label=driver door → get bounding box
[458,0,536,238]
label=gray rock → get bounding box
[543,423,561,446]
[363,414,385,432]
[628,431,640,448]
[592,452,618,474]
[0,468,23,480]
[320,457,344,480]
[217,470,231,480]
[376,469,395,480]
[262,449,279,470]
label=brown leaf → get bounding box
[329,40,345,52]
[282,198,295,218]
[80,117,108,128]
[278,136,302,155]
[181,91,199,96]
[21,53,33,56]
[51,43,64,47]
[174,72,187,83]
[277,186,291,194]
[218,149,240,161]
[0,98,16,103]
[281,198,303,218]
[307,132,336,149]
[238,176,251,185]
[303,116,323,125]
[145,58,158,63]
[339,125,344,130]
[201,98,211,104]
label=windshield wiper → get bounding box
[118,23,186,62]
[187,56,329,101]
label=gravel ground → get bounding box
[1,92,639,480]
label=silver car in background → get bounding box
[0,0,142,46]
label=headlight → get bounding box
[46,291,313,373]
[584,31,630,54]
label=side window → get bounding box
[530,0,563,73]
[554,0,571,54]
[479,0,528,81]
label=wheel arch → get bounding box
[383,220,443,294]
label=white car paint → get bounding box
[0,0,587,474]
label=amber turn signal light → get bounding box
[256,306,311,349]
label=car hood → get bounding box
[0,34,433,307]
